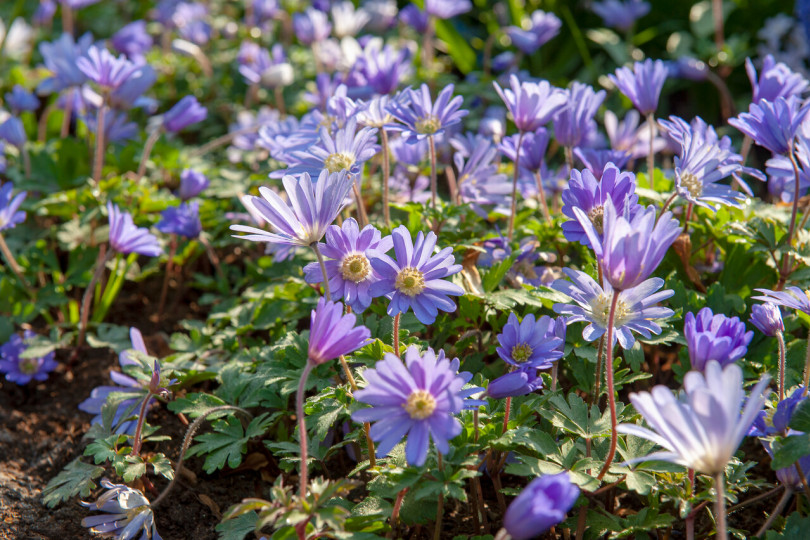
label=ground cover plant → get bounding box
[3,0,810,538]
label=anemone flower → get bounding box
[495,313,564,369]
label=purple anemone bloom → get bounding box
[76,46,137,91]
[0,331,58,385]
[552,268,674,349]
[293,8,332,45]
[424,0,472,19]
[561,163,639,248]
[81,479,162,540]
[0,117,26,148]
[231,170,353,247]
[0,181,27,231]
[503,473,580,540]
[684,307,753,371]
[494,75,566,133]
[156,201,201,238]
[729,96,810,155]
[499,128,550,177]
[399,4,428,32]
[308,297,371,365]
[746,54,809,105]
[368,225,464,325]
[486,368,544,399]
[387,84,468,143]
[174,2,211,45]
[107,202,162,257]
[352,346,472,466]
[749,302,784,337]
[574,148,631,179]
[608,59,668,116]
[753,287,810,316]
[574,200,680,291]
[495,313,564,369]
[111,21,153,63]
[163,95,207,133]
[303,218,393,312]
[178,169,209,200]
[505,10,561,55]
[5,85,39,113]
[554,82,606,149]
[37,33,94,94]
[592,0,650,31]
[455,135,512,216]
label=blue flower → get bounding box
[486,368,544,399]
[505,10,561,55]
[111,20,153,62]
[749,302,784,337]
[573,148,631,179]
[754,286,810,316]
[684,307,753,371]
[494,75,566,133]
[0,331,58,385]
[608,59,668,116]
[308,297,371,365]
[387,84,468,143]
[156,201,202,238]
[553,82,606,148]
[592,0,650,30]
[730,96,810,155]
[496,313,564,369]
[4,85,39,113]
[163,95,207,133]
[424,0,471,19]
[745,54,808,104]
[503,473,580,540]
[77,45,138,90]
[107,202,162,257]
[0,181,26,231]
[293,7,332,45]
[81,479,162,540]
[178,169,209,200]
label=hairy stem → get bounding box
[157,234,178,320]
[777,331,786,401]
[76,247,114,349]
[755,488,793,538]
[0,232,30,289]
[596,292,620,481]
[779,148,803,289]
[191,125,260,157]
[311,242,331,301]
[92,101,107,184]
[428,135,438,209]
[434,454,444,540]
[714,470,727,540]
[534,170,552,224]
[507,131,525,241]
[351,177,369,228]
[686,468,696,540]
[130,392,154,457]
[647,113,655,189]
[381,129,392,227]
[136,129,163,180]
[297,362,315,498]
[393,313,400,358]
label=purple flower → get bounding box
[106,63,156,110]
[573,148,631,179]
[231,170,353,247]
[505,10,561,55]
[293,8,332,45]
[84,109,138,143]
[5,85,39,113]
[34,0,57,26]
[399,4,428,32]
[766,136,810,202]
[178,169,209,200]
[617,361,770,474]
[605,109,658,159]
[0,331,58,385]
[107,202,162,257]
[424,0,471,19]
[553,82,606,148]
[749,303,784,337]
[81,479,162,540]
[308,297,371,365]
[156,201,201,238]
[352,346,470,466]
[503,473,580,540]
[668,57,710,81]
[368,225,464,325]
[77,46,137,91]
[486,367,544,399]
[494,75,566,133]
[561,163,639,247]
[684,307,753,371]
[455,136,512,216]
[552,268,674,349]
[496,313,564,369]
[111,21,153,63]
[574,200,680,290]
[354,42,412,96]
[238,42,292,88]
[0,181,26,231]
[174,2,211,45]
[387,84,468,143]
[608,59,668,116]
[746,54,809,105]
[754,287,810,316]
[303,218,393,312]
[37,33,94,94]
[499,128,550,175]
[592,0,650,31]
[163,95,207,133]
[0,117,26,148]
[729,96,810,155]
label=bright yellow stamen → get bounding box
[324,152,355,173]
[340,253,371,283]
[395,267,426,296]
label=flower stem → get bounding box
[0,232,30,289]
[428,135,438,209]
[434,453,444,540]
[647,113,655,190]
[779,148,803,289]
[507,131,525,242]
[158,234,178,320]
[551,363,558,392]
[76,247,113,349]
[351,176,369,228]
[777,331,786,401]
[136,129,162,180]
[130,392,154,457]
[311,242,331,301]
[393,313,400,358]
[590,336,605,408]
[381,129,392,228]
[92,101,107,184]
[274,85,286,117]
[803,334,810,398]
[659,192,678,220]
[423,16,435,72]
[391,488,408,527]
[596,292,620,481]
[534,170,552,224]
[191,125,260,157]
[60,87,75,138]
[755,487,793,538]
[686,468,696,540]
[714,470,727,540]
[297,362,315,498]
[502,396,511,435]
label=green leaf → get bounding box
[771,434,810,470]
[789,399,810,432]
[216,510,258,540]
[482,255,515,293]
[42,458,104,508]
[187,413,273,473]
[168,392,228,418]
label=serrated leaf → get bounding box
[771,433,810,470]
[42,458,104,508]
[187,413,273,474]
[789,399,810,432]
[216,510,259,540]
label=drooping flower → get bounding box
[303,218,393,312]
[424,0,472,19]
[552,268,674,349]
[107,202,162,257]
[156,201,202,238]
[729,96,810,155]
[352,346,471,466]
[553,82,606,149]
[0,331,58,385]
[111,20,153,63]
[368,225,464,325]
[81,478,162,540]
[574,200,680,291]
[495,313,564,369]
[307,297,371,365]
[745,54,809,104]
[162,95,207,133]
[493,75,566,133]
[486,367,544,399]
[505,10,561,55]
[0,181,27,231]
[231,170,353,248]
[684,307,753,371]
[293,8,332,45]
[561,163,639,248]
[749,302,785,337]
[503,473,580,540]
[178,169,209,200]
[608,59,668,116]
[592,0,650,30]
[617,361,770,474]
[387,84,468,143]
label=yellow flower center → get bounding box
[404,389,436,419]
[324,152,356,174]
[19,358,38,375]
[590,293,630,328]
[588,205,605,234]
[340,253,371,283]
[511,343,533,363]
[415,115,441,135]
[680,171,703,198]
[395,267,426,296]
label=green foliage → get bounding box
[187,413,275,474]
[42,458,104,508]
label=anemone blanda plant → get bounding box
[0,180,29,288]
[750,302,786,399]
